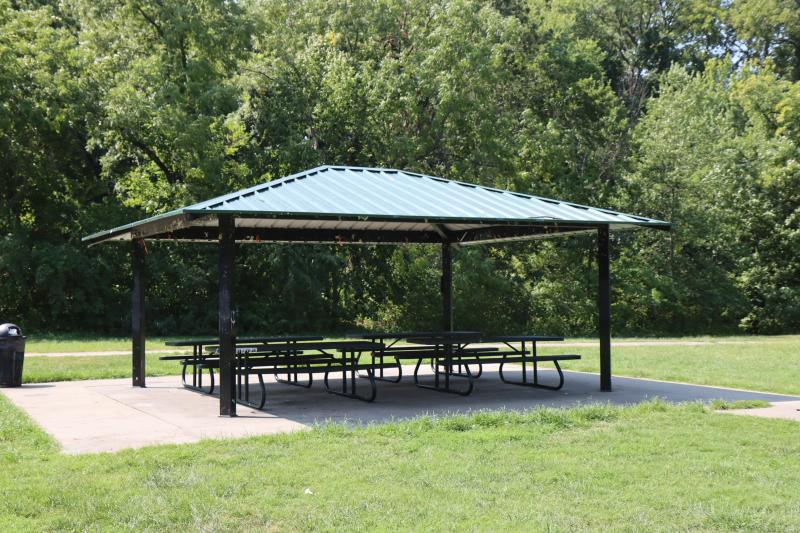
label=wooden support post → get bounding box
[598,226,612,391]
[218,215,237,416]
[441,241,453,332]
[131,239,146,387]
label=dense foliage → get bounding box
[1,0,798,336]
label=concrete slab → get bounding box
[2,366,797,454]
[724,400,800,422]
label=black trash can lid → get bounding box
[0,324,22,337]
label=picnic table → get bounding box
[479,335,579,390]
[402,332,496,395]
[350,331,480,383]
[161,335,323,393]
[356,332,579,395]
[160,332,582,408]
[162,338,383,409]
[237,340,384,408]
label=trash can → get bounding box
[0,324,25,387]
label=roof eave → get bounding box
[82,210,196,246]
[183,208,670,227]
[83,210,670,246]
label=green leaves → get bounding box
[625,60,800,333]
[1,0,799,335]
[78,0,254,209]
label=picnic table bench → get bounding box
[482,335,579,390]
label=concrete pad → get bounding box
[724,400,800,422]
[2,366,798,454]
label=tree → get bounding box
[74,0,255,210]
[728,0,800,81]
[625,60,800,333]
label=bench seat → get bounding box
[381,346,498,359]
[244,362,400,375]
[436,354,581,366]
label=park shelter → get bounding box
[83,165,671,415]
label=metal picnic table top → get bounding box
[353,331,449,339]
[404,331,483,344]
[353,331,482,341]
[234,340,384,353]
[164,335,324,347]
[351,331,565,349]
[165,339,382,354]
[483,335,565,343]
[401,333,563,353]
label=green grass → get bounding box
[6,335,800,529]
[24,333,800,354]
[22,354,180,383]
[25,335,184,353]
[26,334,340,353]
[711,399,772,410]
[549,338,800,396]
[0,395,798,531]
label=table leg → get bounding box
[192,345,199,388]
[342,352,347,394]
[445,344,452,392]
[351,351,357,395]
[236,353,242,400]
[244,354,250,403]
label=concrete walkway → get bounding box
[2,366,797,454]
[725,401,800,421]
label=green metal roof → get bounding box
[83,166,670,245]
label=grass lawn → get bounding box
[22,353,180,383]
[23,333,800,354]
[22,335,800,396]
[6,335,800,530]
[0,395,798,531]
[25,335,184,353]
[550,337,800,396]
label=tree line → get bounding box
[1,0,798,336]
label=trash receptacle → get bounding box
[0,324,25,387]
